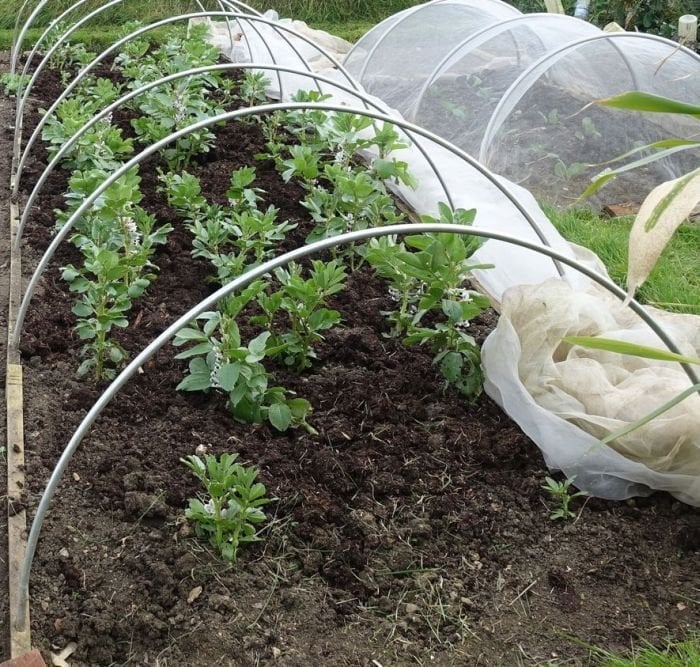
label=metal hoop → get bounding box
[479,31,700,164]
[15,63,455,245]
[410,14,598,122]
[11,101,569,354]
[13,219,699,631]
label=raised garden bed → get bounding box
[3,25,700,666]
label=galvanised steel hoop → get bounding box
[10,0,34,75]
[14,0,137,159]
[409,13,587,122]
[10,0,262,76]
[11,100,570,351]
[478,32,700,165]
[12,6,287,158]
[15,64,457,246]
[17,0,239,98]
[12,0,62,75]
[13,220,700,630]
[13,11,361,190]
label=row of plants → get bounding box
[38,25,232,379]
[27,22,499,561]
[161,88,492,434]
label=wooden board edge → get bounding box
[7,194,31,655]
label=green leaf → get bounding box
[62,267,80,282]
[217,363,241,392]
[173,327,208,344]
[267,402,291,432]
[597,92,700,118]
[174,342,212,359]
[177,372,212,392]
[71,302,93,318]
[247,331,271,362]
[439,351,464,384]
[77,358,95,377]
[441,299,463,321]
[563,336,700,366]
[177,357,212,391]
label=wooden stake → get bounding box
[7,192,31,654]
[544,0,565,14]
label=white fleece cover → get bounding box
[198,14,700,505]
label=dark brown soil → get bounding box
[4,54,700,667]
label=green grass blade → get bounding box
[597,92,700,117]
[564,336,700,366]
[599,382,700,445]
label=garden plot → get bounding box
[3,17,700,667]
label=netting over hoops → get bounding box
[345,1,700,206]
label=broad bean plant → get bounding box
[365,204,491,398]
[181,452,271,563]
[59,168,172,379]
[173,283,315,433]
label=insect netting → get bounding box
[344,1,700,206]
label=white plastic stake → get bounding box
[679,15,698,42]
[544,0,565,13]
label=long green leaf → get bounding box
[597,92,700,117]
[564,336,700,366]
[591,138,699,169]
[581,143,699,199]
[599,382,700,445]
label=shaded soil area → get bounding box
[8,57,700,666]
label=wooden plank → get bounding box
[7,182,31,654]
[6,365,30,657]
[8,201,21,366]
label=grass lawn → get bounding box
[548,206,700,314]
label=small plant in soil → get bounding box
[0,72,30,97]
[162,167,297,283]
[173,283,315,432]
[364,204,492,398]
[262,259,348,370]
[41,77,128,171]
[181,452,271,563]
[62,247,137,380]
[237,71,270,117]
[130,80,223,171]
[40,25,96,84]
[542,476,588,520]
[59,168,172,379]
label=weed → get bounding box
[542,476,588,520]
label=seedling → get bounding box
[181,453,271,563]
[173,284,315,432]
[542,476,588,520]
[266,260,347,370]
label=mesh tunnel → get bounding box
[345,3,700,206]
